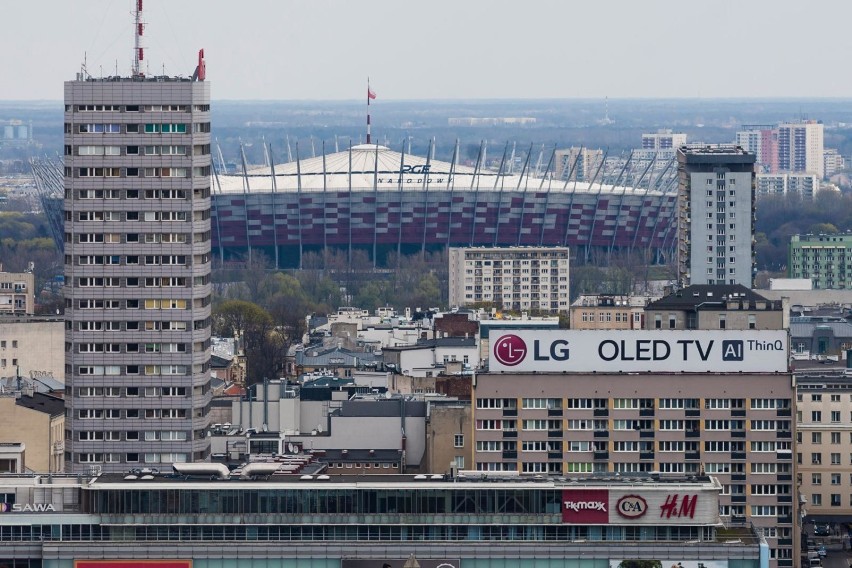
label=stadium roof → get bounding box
[215,144,671,195]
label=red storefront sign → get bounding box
[562,489,609,523]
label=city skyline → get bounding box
[3,0,852,101]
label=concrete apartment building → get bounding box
[736,121,825,178]
[0,271,34,315]
[568,294,651,330]
[777,120,824,178]
[676,145,756,287]
[63,73,213,472]
[0,391,65,472]
[0,317,64,384]
[448,246,570,314]
[479,329,796,567]
[756,173,819,200]
[553,147,604,181]
[789,233,852,290]
[795,371,852,523]
[644,284,785,330]
[641,129,686,155]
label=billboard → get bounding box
[562,487,718,525]
[490,330,788,373]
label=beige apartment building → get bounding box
[569,294,653,329]
[0,317,65,384]
[795,371,852,521]
[0,271,34,315]
[0,391,65,472]
[478,329,796,568]
[644,284,785,330]
[448,246,570,314]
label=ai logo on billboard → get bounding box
[494,334,527,366]
[722,340,744,361]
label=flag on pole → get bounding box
[368,87,377,100]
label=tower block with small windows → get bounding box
[676,145,756,288]
[63,59,213,472]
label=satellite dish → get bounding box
[317,424,324,433]
[288,443,295,453]
[384,391,392,399]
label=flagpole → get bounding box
[367,77,372,145]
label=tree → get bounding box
[213,300,282,386]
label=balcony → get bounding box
[685,452,701,461]
[731,409,746,417]
[640,452,655,461]
[502,451,517,460]
[777,474,792,482]
[776,408,791,417]
[731,430,746,438]
[731,495,746,503]
[639,408,655,417]
[547,409,563,417]
[593,451,609,460]
[685,409,700,418]
[777,495,792,503]
[548,451,562,460]
[731,452,746,460]
[502,431,517,438]
[593,409,609,417]
[502,408,517,417]
[593,430,609,438]
[731,473,746,481]
[776,431,791,439]
[548,430,563,438]
[639,431,655,438]
[685,430,700,438]
[777,515,793,524]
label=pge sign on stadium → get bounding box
[490,330,788,373]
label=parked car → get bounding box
[817,545,827,558]
[814,524,831,536]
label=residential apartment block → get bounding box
[756,173,819,200]
[0,271,34,315]
[476,329,796,567]
[63,75,213,472]
[789,233,852,290]
[736,121,825,178]
[676,145,756,287]
[568,294,650,330]
[795,372,852,521]
[448,246,570,314]
[553,147,604,181]
[644,284,785,330]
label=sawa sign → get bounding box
[490,330,788,373]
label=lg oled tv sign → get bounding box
[491,330,788,373]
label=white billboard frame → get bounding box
[489,330,788,373]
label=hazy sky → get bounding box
[2,0,850,101]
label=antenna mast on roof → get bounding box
[132,0,145,77]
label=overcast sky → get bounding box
[2,0,849,101]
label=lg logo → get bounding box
[494,335,527,366]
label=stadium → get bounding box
[33,143,679,268]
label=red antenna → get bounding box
[133,0,145,77]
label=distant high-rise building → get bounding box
[735,124,777,173]
[824,148,845,179]
[64,73,213,472]
[641,129,686,152]
[776,120,824,178]
[676,145,756,287]
[448,246,570,314]
[553,147,604,182]
[756,173,819,200]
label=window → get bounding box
[812,453,822,465]
[813,432,822,444]
[813,411,822,422]
[831,410,841,423]
[454,434,464,448]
